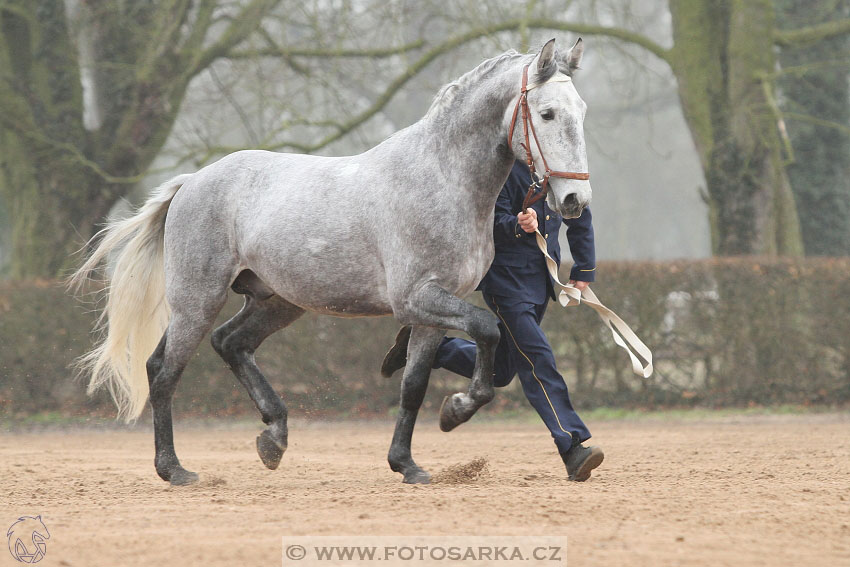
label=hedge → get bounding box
[1,258,849,420]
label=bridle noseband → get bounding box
[508,64,590,212]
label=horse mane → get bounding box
[424,49,528,119]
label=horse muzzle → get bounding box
[559,191,590,219]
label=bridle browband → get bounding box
[508,64,590,212]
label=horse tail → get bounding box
[69,174,193,422]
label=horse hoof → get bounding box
[169,467,199,486]
[256,430,286,470]
[439,395,463,432]
[403,469,431,484]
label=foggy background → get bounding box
[1,0,849,420]
[139,1,709,261]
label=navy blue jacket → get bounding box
[477,160,596,304]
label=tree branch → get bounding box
[523,17,672,63]
[0,111,147,184]
[783,111,850,136]
[519,0,540,53]
[229,39,426,59]
[180,0,218,53]
[185,0,280,78]
[774,57,850,78]
[183,17,670,163]
[136,0,193,76]
[774,18,850,47]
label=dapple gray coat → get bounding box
[71,38,591,485]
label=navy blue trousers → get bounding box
[433,294,590,454]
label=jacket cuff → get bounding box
[569,265,596,282]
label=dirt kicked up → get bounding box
[2,412,849,567]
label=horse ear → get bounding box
[535,38,556,73]
[564,38,584,73]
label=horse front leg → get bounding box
[396,283,501,432]
[387,325,445,484]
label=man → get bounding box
[382,159,604,481]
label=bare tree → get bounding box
[180,0,850,256]
[0,0,419,277]
[2,0,848,278]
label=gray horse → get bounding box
[71,38,591,485]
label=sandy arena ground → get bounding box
[2,412,849,567]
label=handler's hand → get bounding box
[569,280,590,292]
[518,209,538,233]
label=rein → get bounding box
[508,64,590,212]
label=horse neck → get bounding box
[422,63,527,213]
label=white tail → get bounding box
[69,174,193,422]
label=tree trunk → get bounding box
[0,0,273,278]
[778,0,850,256]
[0,1,109,278]
[669,0,804,255]
[0,139,109,278]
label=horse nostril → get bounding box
[564,193,578,208]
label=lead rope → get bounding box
[530,228,653,378]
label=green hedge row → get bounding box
[1,258,849,420]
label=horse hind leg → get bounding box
[148,289,228,486]
[211,272,304,470]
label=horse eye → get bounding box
[540,109,555,121]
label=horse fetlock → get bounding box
[387,448,413,472]
[155,453,198,485]
[169,467,200,486]
[402,467,431,484]
[258,398,287,426]
[267,419,288,443]
[472,385,496,406]
[388,453,429,483]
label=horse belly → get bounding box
[247,243,393,317]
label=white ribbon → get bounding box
[532,229,653,378]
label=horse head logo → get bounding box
[6,516,50,564]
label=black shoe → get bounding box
[380,326,411,377]
[562,444,604,482]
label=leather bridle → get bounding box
[508,64,590,212]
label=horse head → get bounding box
[506,38,591,219]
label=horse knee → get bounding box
[470,311,500,346]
